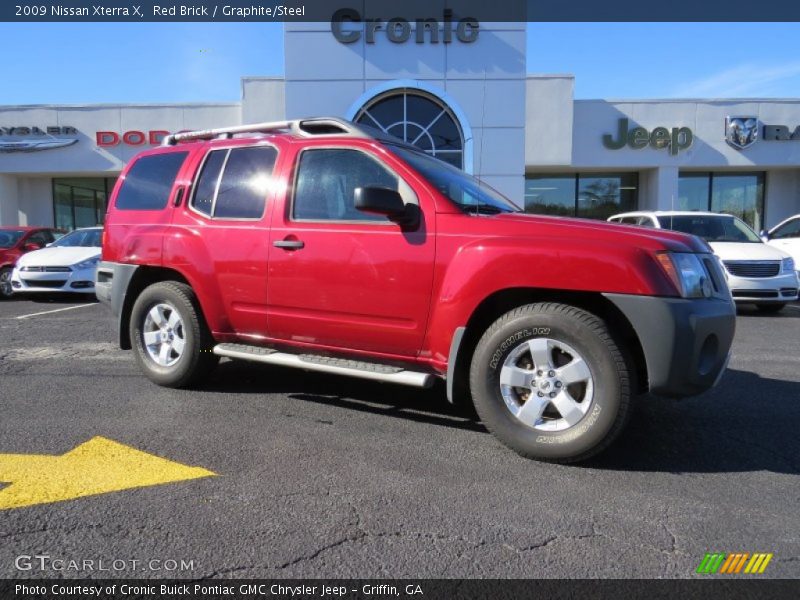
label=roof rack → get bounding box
[162,117,380,146]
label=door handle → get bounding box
[273,239,305,250]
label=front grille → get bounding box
[723,261,780,278]
[21,279,67,289]
[731,289,779,299]
[21,266,72,272]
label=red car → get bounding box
[96,118,736,462]
[0,227,60,298]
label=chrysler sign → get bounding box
[0,126,78,153]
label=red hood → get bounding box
[489,212,710,254]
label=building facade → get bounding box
[1,22,799,232]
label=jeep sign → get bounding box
[331,8,479,44]
[603,118,693,155]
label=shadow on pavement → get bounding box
[736,303,800,318]
[203,361,800,474]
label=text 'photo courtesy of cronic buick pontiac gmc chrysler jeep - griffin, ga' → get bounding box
[95,118,736,463]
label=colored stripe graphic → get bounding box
[697,553,726,574]
[744,553,774,574]
[698,552,774,574]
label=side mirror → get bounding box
[354,186,419,227]
[759,230,770,242]
[22,242,42,252]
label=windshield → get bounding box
[52,229,102,248]
[0,230,26,249]
[657,214,761,243]
[387,145,520,214]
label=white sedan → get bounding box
[608,211,798,313]
[764,215,800,274]
[11,227,102,295]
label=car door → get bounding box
[768,217,800,267]
[266,144,435,357]
[167,142,280,338]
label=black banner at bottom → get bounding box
[1,579,799,600]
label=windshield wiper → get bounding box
[463,204,507,215]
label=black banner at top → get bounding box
[2,0,800,22]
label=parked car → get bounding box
[97,118,736,463]
[0,226,60,299]
[763,214,800,277]
[11,227,102,296]
[609,211,798,313]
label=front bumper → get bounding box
[604,293,736,398]
[726,272,798,303]
[11,266,97,293]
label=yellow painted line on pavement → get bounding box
[16,303,96,320]
[0,437,215,510]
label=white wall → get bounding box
[17,177,53,226]
[766,169,800,228]
[283,22,527,202]
[525,75,574,167]
[0,175,19,225]
[241,77,286,124]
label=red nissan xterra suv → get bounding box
[96,118,735,462]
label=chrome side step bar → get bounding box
[213,343,436,388]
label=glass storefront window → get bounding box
[676,173,710,212]
[577,173,637,220]
[678,172,765,231]
[53,177,117,231]
[524,173,639,220]
[524,176,575,215]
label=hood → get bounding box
[491,212,710,254]
[15,246,100,268]
[708,241,790,261]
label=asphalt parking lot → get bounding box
[0,296,798,579]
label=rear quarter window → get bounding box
[115,152,188,210]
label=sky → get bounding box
[0,22,798,104]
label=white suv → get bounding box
[609,211,798,313]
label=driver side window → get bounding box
[292,149,404,222]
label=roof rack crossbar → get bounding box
[162,117,373,145]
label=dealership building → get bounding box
[1,21,799,232]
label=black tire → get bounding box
[755,303,786,314]
[469,302,632,463]
[0,267,13,299]
[129,281,218,388]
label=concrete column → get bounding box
[642,166,679,212]
[0,175,19,226]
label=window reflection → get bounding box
[524,173,638,220]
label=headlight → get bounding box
[655,252,714,298]
[781,257,795,274]
[73,257,100,270]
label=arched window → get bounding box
[354,89,464,169]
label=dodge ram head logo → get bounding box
[725,117,759,149]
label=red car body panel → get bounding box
[0,227,58,269]
[101,133,709,376]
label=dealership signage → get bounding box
[0,125,78,152]
[602,118,693,155]
[331,8,479,44]
[725,116,800,150]
[96,130,170,146]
